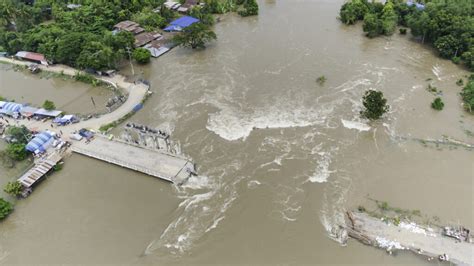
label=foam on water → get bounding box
[308,151,335,183]
[144,168,245,255]
[206,104,327,141]
[341,119,371,132]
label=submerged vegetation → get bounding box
[461,79,474,112]
[42,99,56,111]
[316,75,327,85]
[361,90,389,120]
[339,0,474,71]
[132,48,152,64]
[4,181,23,197]
[0,198,13,220]
[173,22,217,49]
[431,97,444,110]
[0,126,30,167]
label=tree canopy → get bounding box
[361,90,389,120]
[340,0,474,70]
[173,22,217,49]
[0,0,169,70]
[133,48,151,64]
[42,100,56,110]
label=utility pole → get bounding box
[126,47,135,76]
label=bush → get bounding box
[6,143,28,161]
[5,126,30,144]
[42,100,56,111]
[316,75,326,85]
[461,81,474,112]
[132,48,151,64]
[360,90,389,120]
[399,28,407,34]
[452,56,461,64]
[173,23,217,49]
[431,97,444,110]
[238,0,259,17]
[0,198,13,220]
[4,181,23,197]
[456,79,464,86]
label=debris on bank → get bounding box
[341,211,473,266]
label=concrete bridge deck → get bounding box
[71,136,194,184]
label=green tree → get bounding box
[189,7,215,26]
[42,100,56,110]
[6,143,27,161]
[5,126,30,144]
[461,48,474,71]
[238,0,259,17]
[4,181,23,197]
[381,1,397,35]
[173,23,217,49]
[0,198,13,220]
[461,80,474,112]
[340,0,369,25]
[431,97,444,110]
[361,90,389,120]
[131,8,166,30]
[434,34,462,58]
[132,48,151,64]
[363,13,382,38]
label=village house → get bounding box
[113,20,145,35]
[15,51,49,65]
[134,32,163,48]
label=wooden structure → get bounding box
[18,152,63,188]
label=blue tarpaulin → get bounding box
[26,131,53,152]
[133,103,143,112]
[164,16,199,32]
[407,0,425,10]
[1,102,23,113]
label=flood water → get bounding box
[0,0,473,264]
[0,64,114,115]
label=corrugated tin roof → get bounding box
[34,108,62,117]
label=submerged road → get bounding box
[0,57,149,135]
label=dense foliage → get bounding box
[42,99,55,110]
[238,0,258,17]
[173,22,217,49]
[0,0,168,70]
[461,79,474,112]
[361,90,389,120]
[6,143,28,161]
[1,126,30,165]
[133,48,151,64]
[0,198,13,220]
[431,97,444,110]
[4,181,23,197]
[6,125,30,144]
[339,0,474,70]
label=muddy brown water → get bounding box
[0,64,114,115]
[0,0,472,264]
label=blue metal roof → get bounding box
[164,16,199,31]
[26,131,53,152]
[1,102,23,112]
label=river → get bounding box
[0,0,472,264]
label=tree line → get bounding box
[339,0,473,71]
[0,0,258,70]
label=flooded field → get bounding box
[0,0,472,264]
[0,64,114,115]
